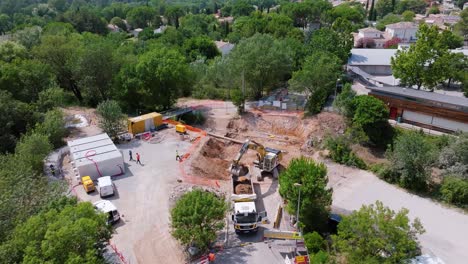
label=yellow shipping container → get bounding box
[128,112,163,135]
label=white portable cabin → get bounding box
[67,134,125,180]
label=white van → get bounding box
[93,200,120,224]
[97,176,114,198]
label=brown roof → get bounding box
[359,27,382,33]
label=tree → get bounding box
[395,0,427,14]
[391,24,450,90]
[63,7,108,34]
[440,176,468,206]
[0,199,112,263]
[428,6,440,14]
[279,157,332,232]
[349,95,393,147]
[384,37,401,48]
[183,36,220,61]
[165,6,185,28]
[376,0,394,18]
[12,26,43,49]
[439,30,463,49]
[454,9,468,39]
[33,32,85,102]
[376,13,401,31]
[96,100,125,139]
[442,52,468,88]
[0,14,12,34]
[280,0,332,28]
[0,91,37,153]
[0,41,27,63]
[226,34,292,99]
[368,0,376,21]
[308,28,353,64]
[333,201,425,263]
[15,132,52,173]
[230,0,255,17]
[387,131,435,190]
[110,16,127,31]
[132,47,192,110]
[171,189,227,251]
[333,83,356,118]
[289,51,341,114]
[179,14,220,38]
[402,10,415,21]
[438,133,468,178]
[37,86,72,112]
[35,109,66,148]
[126,6,161,29]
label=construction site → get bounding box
[57,99,356,264]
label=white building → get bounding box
[67,134,124,180]
[385,22,418,43]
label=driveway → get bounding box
[326,159,468,264]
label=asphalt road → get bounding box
[327,160,468,264]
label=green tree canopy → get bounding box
[96,100,125,139]
[35,108,66,148]
[171,189,227,251]
[395,0,427,14]
[279,157,332,232]
[387,131,435,190]
[349,95,393,147]
[307,28,353,64]
[132,47,192,110]
[333,201,425,263]
[183,36,220,61]
[126,6,161,29]
[391,24,452,90]
[225,33,292,99]
[375,0,395,18]
[62,7,108,34]
[0,199,112,263]
[289,51,342,114]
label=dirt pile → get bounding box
[234,177,253,194]
[190,138,239,180]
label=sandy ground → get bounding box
[64,129,195,264]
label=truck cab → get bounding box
[232,201,267,234]
[81,176,95,193]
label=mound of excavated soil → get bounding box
[200,138,226,158]
[190,138,234,180]
[235,182,252,194]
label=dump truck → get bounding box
[231,168,267,234]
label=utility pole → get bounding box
[241,70,245,113]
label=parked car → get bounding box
[97,176,115,198]
[93,200,120,225]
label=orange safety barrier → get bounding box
[109,241,130,264]
[166,119,218,187]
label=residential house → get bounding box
[215,41,235,56]
[353,22,418,49]
[414,14,461,30]
[384,22,418,43]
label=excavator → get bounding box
[230,139,283,181]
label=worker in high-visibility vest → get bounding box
[208,252,215,262]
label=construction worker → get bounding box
[136,153,141,165]
[49,164,56,176]
[208,252,216,263]
[129,150,133,161]
[176,150,181,161]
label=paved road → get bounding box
[327,160,468,264]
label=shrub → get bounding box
[440,176,468,206]
[304,232,325,253]
[326,136,367,169]
[369,163,397,182]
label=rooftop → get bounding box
[359,27,382,33]
[367,86,468,109]
[386,22,418,29]
[348,48,468,66]
[215,40,235,56]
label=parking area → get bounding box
[64,129,197,263]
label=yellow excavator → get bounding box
[230,139,283,181]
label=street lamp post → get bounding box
[293,183,302,230]
[335,78,341,98]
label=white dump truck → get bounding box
[231,169,267,234]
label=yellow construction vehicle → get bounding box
[230,139,283,181]
[81,176,95,193]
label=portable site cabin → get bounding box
[128,112,163,135]
[67,134,125,181]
